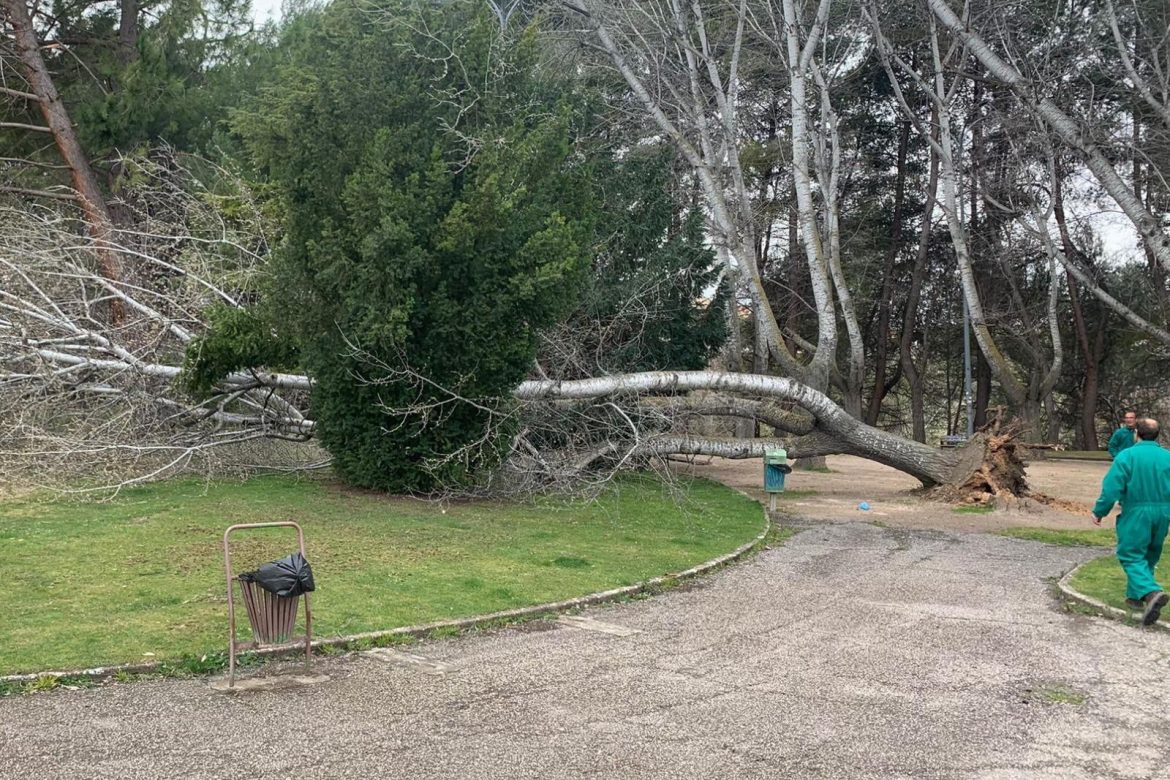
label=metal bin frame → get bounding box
[223,522,312,687]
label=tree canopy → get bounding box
[227,0,594,490]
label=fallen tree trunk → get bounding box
[513,371,1003,489]
[13,329,1033,493]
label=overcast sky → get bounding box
[251,0,284,24]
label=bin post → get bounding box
[223,522,313,687]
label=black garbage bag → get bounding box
[240,552,316,597]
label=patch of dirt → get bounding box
[673,454,1109,533]
[0,483,37,502]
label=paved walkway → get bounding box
[4,523,1170,779]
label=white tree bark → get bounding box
[0,161,315,488]
[810,58,865,413]
[927,21,1027,409]
[515,371,964,485]
[778,0,839,392]
[869,9,1077,424]
[1105,0,1170,132]
[567,0,861,391]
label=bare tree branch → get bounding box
[0,120,50,132]
[0,185,78,201]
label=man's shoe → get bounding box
[1126,598,1144,610]
[1142,591,1169,626]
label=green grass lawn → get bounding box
[997,527,1114,547]
[775,489,818,500]
[952,505,995,515]
[0,474,763,675]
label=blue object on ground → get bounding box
[858,501,870,511]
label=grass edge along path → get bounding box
[1,473,771,683]
[997,526,1169,629]
[1056,557,1170,633]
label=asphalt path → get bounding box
[3,522,1169,779]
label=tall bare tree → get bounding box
[927,0,1170,274]
[868,4,1064,433]
[564,0,845,393]
[1,0,123,320]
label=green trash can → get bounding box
[764,447,790,493]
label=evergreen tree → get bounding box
[232,0,591,491]
[547,145,728,378]
[1,0,257,182]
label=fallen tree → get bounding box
[0,155,322,490]
[515,371,966,484]
[0,204,1029,497]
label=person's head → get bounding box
[1123,410,1137,428]
[1136,418,1160,441]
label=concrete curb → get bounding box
[1056,556,1170,633]
[2,500,775,686]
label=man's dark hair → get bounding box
[1136,418,1160,441]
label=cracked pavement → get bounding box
[3,522,1170,779]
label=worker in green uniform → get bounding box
[1093,417,1170,626]
[1107,410,1138,458]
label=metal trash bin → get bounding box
[763,447,792,511]
[223,522,314,687]
[236,579,300,644]
[764,447,789,492]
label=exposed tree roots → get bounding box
[932,410,1033,507]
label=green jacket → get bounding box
[1093,440,1170,518]
[1108,426,1137,458]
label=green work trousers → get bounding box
[1116,505,1170,601]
